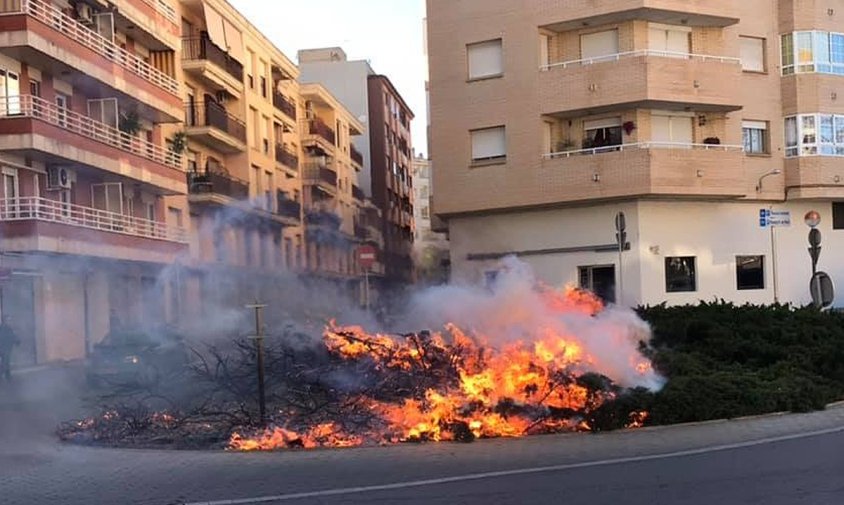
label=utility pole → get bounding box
[615,211,627,306]
[246,302,267,426]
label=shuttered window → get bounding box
[467,39,503,79]
[740,36,766,72]
[471,126,506,162]
[648,24,690,55]
[580,30,618,61]
[652,113,694,145]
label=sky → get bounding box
[229,0,430,155]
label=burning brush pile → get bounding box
[60,262,662,451]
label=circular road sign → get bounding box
[357,245,377,271]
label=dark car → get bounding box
[86,327,189,387]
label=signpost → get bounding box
[804,210,834,309]
[357,245,377,311]
[614,212,626,306]
[759,209,791,303]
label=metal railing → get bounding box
[272,92,297,120]
[350,144,364,166]
[304,163,338,187]
[185,100,247,144]
[276,195,301,220]
[1,0,180,96]
[182,36,244,83]
[308,118,336,145]
[540,49,741,71]
[0,196,187,242]
[541,141,744,159]
[187,170,249,200]
[134,0,177,25]
[0,95,182,169]
[274,143,299,170]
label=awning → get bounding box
[222,19,244,63]
[202,2,226,51]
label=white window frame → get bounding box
[742,120,769,154]
[781,30,844,76]
[784,113,844,157]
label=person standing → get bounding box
[0,315,20,381]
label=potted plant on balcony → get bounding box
[119,109,141,151]
[622,121,636,136]
[703,137,721,145]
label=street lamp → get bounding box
[755,168,782,192]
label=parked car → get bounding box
[86,326,189,388]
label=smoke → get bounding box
[391,257,664,391]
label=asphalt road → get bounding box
[2,366,843,505]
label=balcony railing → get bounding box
[304,163,338,187]
[135,0,177,25]
[308,118,336,145]
[541,141,744,159]
[276,195,301,220]
[182,36,244,83]
[274,143,299,170]
[0,95,182,169]
[187,170,249,200]
[350,144,364,166]
[272,92,297,120]
[185,101,247,144]
[352,184,365,202]
[0,196,187,242]
[1,0,180,96]
[541,50,741,71]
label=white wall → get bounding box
[449,200,844,307]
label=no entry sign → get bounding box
[357,245,377,270]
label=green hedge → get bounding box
[591,302,844,430]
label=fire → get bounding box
[229,286,657,451]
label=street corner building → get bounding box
[426,0,844,307]
[0,0,387,367]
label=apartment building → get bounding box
[169,0,305,326]
[299,82,376,297]
[411,154,448,284]
[428,0,844,306]
[0,0,185,364]
[299,48,416,286]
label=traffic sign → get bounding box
[810,272,835,309]
[356,245,377,271]
[759,209,791,228]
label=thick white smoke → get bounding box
[396,257,664,391]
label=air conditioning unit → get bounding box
[76,3,94,25]
[47,166,72,190]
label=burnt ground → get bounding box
[1,364,844,505]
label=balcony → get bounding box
[276,194,302,225]
[274,143,299,171]
[352,184,365,202]
[538,0,739,31]
[184,101,247,153]
[304,163,338,195]
[539,51,742,117]
[0,95,184,193]
[272,92,297,121]
[0,196,186,263]
[182,36,244,98]
[350,144,364,168]
[539,142,746,200]
[115,0,180,50]
[303,118,336,155]
[187,169,249,202]
[0,0,181,120]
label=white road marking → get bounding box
[184,424,844,505]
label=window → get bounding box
[259,60,268,98]
[782,31,844,75]
[583,117,622,151]
[467,39,503,80]
[665,256,697,292]
[580,30,618,61]
[785,113,844,157]
[648,24,690,56]
[245,49,255,89]
[736,256,765,290]
[651,112,693,145]
[470,126,506,163]
[29,80,40,97]
[167,207,183,228]
[742,120,769,154]
[578,265,616,303]
[833,202,844,229]
[421,206,430,219]
[250,107,260,149]
[740,36,766,72]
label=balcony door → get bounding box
[2,167,19,218]
[0,69,20,116]
[652,112,694,147]
[580,29,618,62]
[94,12,115,43]
[648,23,691,57]
[91,182,124,216]
[87,98,118,144]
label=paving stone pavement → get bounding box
[1,365,843,505]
